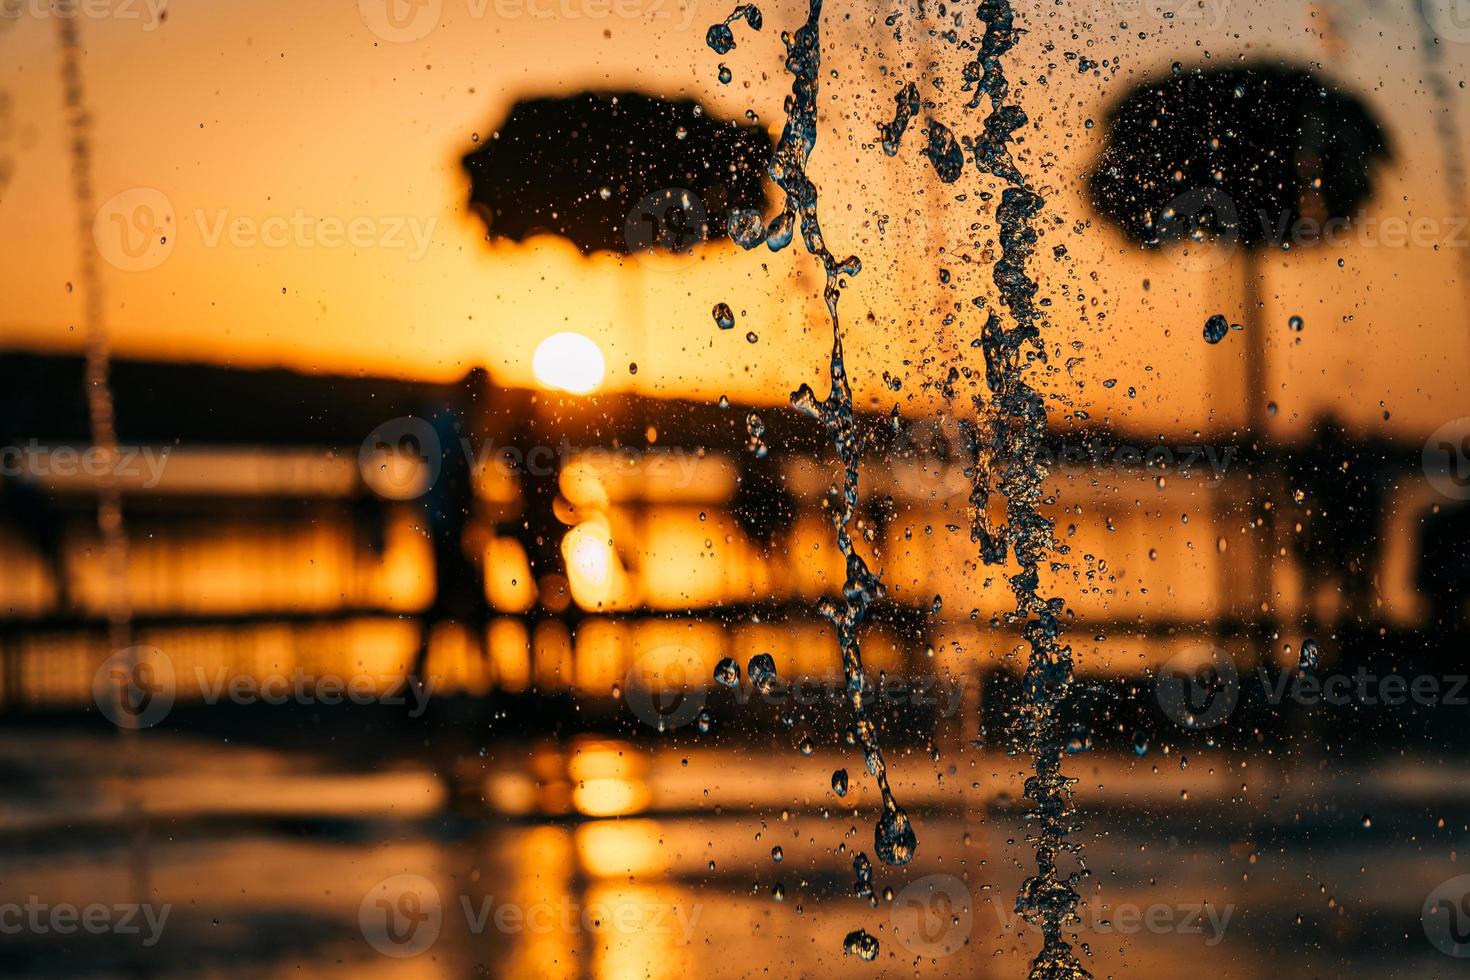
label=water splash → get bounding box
[921,119,964,183]
[706,3,762,55]
[960,2,1091,977]
[961,0,1026,185]
[707,0,1088,969]
[877,81,920,155]
[768,0,917,874]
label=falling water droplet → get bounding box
[705,3,761,54]
[1203,314,1229,344]
[728,208,767,249]
[749,652,778,694]
[843,929,879,961]
[1298,637,1320,675]
[921,119,965,182]
[852,852,874,898]
[874,805,915,865]
[765,210,795,251]
[713,657,741,687]
[878,82,920,155]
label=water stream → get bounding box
[708,1,1086,972]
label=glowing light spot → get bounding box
[533,332,605,394]
[562,517,628,609]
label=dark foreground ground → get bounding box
[1,713,1467,979]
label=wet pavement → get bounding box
[1,729,1467,977]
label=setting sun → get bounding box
[532,331,606,394]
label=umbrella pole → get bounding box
[1415,0,1470,354]
[1243,251,1274,667]
[55,7,152,965]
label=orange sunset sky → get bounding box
[1,0,1468,440]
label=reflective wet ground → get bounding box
[3,730,1466,978]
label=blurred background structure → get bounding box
[3,0,1470,976]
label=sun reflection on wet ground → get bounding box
[0,731,1465,977]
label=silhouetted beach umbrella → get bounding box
[1088,64,1390,257]
[462,90,771,256]
[1087,63,1391,648]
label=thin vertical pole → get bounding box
[54,4,150,950]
